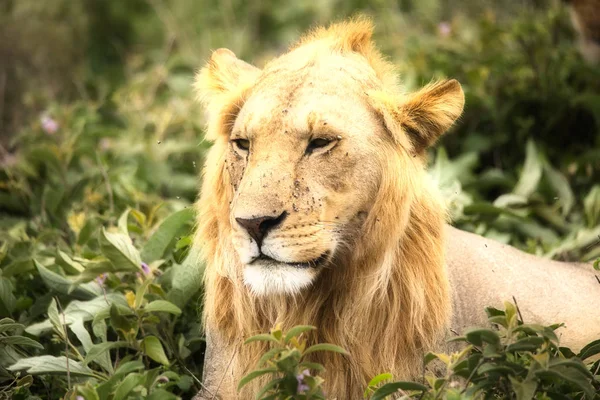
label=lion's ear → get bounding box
[370,79,464,153]
[194,48,261,109]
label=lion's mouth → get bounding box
[251,252,330,269]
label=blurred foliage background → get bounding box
[0,0,599,398]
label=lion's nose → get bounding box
[235,211,287,247]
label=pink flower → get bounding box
[296,369,311,393]
[438,21,452,38]
[41,115,59,134]
[141,262,151,275]
[96,273,108,286]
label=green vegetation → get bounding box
[0,0,598,399]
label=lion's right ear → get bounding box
[194,48,261,113]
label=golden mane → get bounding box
[194,17,455,398]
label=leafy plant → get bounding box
[239,325,348,399]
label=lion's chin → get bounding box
[243,263,319,296]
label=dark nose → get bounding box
[235,212,287,247]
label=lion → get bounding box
[192,18,600,399]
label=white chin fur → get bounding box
[243,264,316,296]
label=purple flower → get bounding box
[41,115,59,134]
[141,262,151,275]
[438,21,452,38]
[296,369,311,393]
[96,273,108,286]
[156,375,169,383]
[76,396,84,400]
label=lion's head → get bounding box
[194,17,464,398]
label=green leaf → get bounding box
[509,377,537,400]
[371,382,428,400]
[258,348,283,367]
[84,341,129,367]
[48,298,64,339]
[26,293,127,336]
[141,335,170,366]
[55,250,84,274]
[113,360,144,377]
[578,339,600,360]
[99,228,141,271]
[0,276,16,314]
[35,260,99,299]
[255,378,283,400]
[303,343,348,356]
[283,325,316,343]
[513,140,542,198]
[583,185,600,228]
[113,372,143,400]
[147,389,178,400]
[367,373,393,389]
[8,355,96,377]
[144,300,182,316]
[141,208,194,263]
[237,368,277,391]
[244,334,280,345]
[0,335,44,350]
[536,364,595,399]
[506,336,545,352]
[543,163,574,216]
[297,361,325,372]
[464,328,501,346]
[118,208,131,235]
[167,247,204,308]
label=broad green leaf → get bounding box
[147,389,178,400]
[583,185,600,228]
[367,373,393,389]
[48,298,64,339]
[141,208,194,263]
[283,325,316,343]
[535,364,595,399]
[8,355,96,377]
[513,140,542,198]
[255,378,283,400]
[543,164,574,216]
[26,293,127,336]
[84,341,129,372]
[509,377,537,400]
[237,368,277,391]
[35,260,99,299]
[0,276,16,314]
[113,360,144,377]
[506,336,545,352]
[144,300,182,316]
[244,334,280,345]
[70,319,114,373]
[304,343,348,356]
[258,348,283,367]
[134,278,152,310]
[167,247,204,308]
[464,328,501,346]
[0,335,44,350]
[55,250,84,274]
[113,372,143,400]
[117,208,131,235]
[99,228,141,271]
[371,381,428,400]
[141,335,170,366]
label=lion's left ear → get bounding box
[194,48,261,111]
[369,79,464,153]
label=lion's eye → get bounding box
[232,138,250,151]
[306,138,333,154]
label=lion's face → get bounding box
[227,55,385,295]
[196,32,464,296]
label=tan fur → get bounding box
[193,18,465,399]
